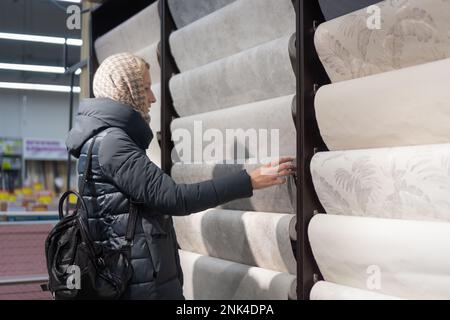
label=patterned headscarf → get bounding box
[93,52,150,122]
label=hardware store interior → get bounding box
[0,0,450,300]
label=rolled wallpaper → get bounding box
[180,250,297,300]
[173,209,296,274]
[310,144,450,222]
[170,36,296,117]
[135,43,160,84]
[94,2,160,63]
[169,0,295,72]
[315,0,450,82]
[315,58,450,151]
[146,84,161,167]
[288,33,297,78]
[309,214,450,300]
[167,0,236,29]
[171,163,295,214]
[310,281,403,300]
[318,0,382,21]
[170,94,296,163]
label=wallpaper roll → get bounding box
[135,42,160,84]
[173,209,296,274]
[309,214,450,300]
[310,281,403,300]
[315,0,450,82]
[311,143,450,222]
[288,33,297,78]
[146,84,161,167]
[180,250,297,300]
[171,163,295,214]
[315,58,450,151]
[170,95,296,163]
[170,0,295,72]
[168,0,236,29]
[170,36,296,117]
[94,2,160,63]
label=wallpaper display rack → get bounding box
[89,0,450,300]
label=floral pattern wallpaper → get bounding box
[315,0,450,82]
[311,143,450,221]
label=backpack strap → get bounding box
[79,136,97,197]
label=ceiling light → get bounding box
[0,82,81,93]
[0,63,65,74]
[0,32,82,46]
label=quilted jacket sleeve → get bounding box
[98,128,253,216]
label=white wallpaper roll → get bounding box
[94,2,160,63]
[170,94,296,163]
[311,144,450,221]
[146,84,161,168]
[315,58,450,151]
[309,214,450,300]
[170,36,296,117]
[136,43,160,84]
[171,163,295,214]
[170,0,295,71]
[315,0,450,82]
[174,209,296,274]
[168,0,236,29]
[310,281,403,300]
[180,250,297,300]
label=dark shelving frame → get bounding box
[88,0,332,300]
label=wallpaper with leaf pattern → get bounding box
[315,0,450,82]
[311,143,450,221]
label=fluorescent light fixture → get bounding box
[0,63,65,74]
[58,0,82,3]
[0,82,81,93]
[0,32,82,46]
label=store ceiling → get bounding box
[0,0,82,86]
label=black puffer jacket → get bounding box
[66,98,254,300]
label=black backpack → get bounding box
[43,136,139,299]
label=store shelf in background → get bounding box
[0,211,58,222]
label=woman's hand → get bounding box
[250,157,296,190]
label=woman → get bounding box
[66,53,295,300]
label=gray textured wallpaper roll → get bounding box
[94,2,160,63]
[135,43,160,84]
[146,84,161,167]
[180,250,297,300]
[168,0,236,29]
[170,94,296,163]
[171,163,295,214]
[170,36,296,117]
[173,209,296,274]
[170,0,295,71]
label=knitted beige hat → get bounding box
[93,52,150,122]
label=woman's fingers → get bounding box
[267,157,295,168]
